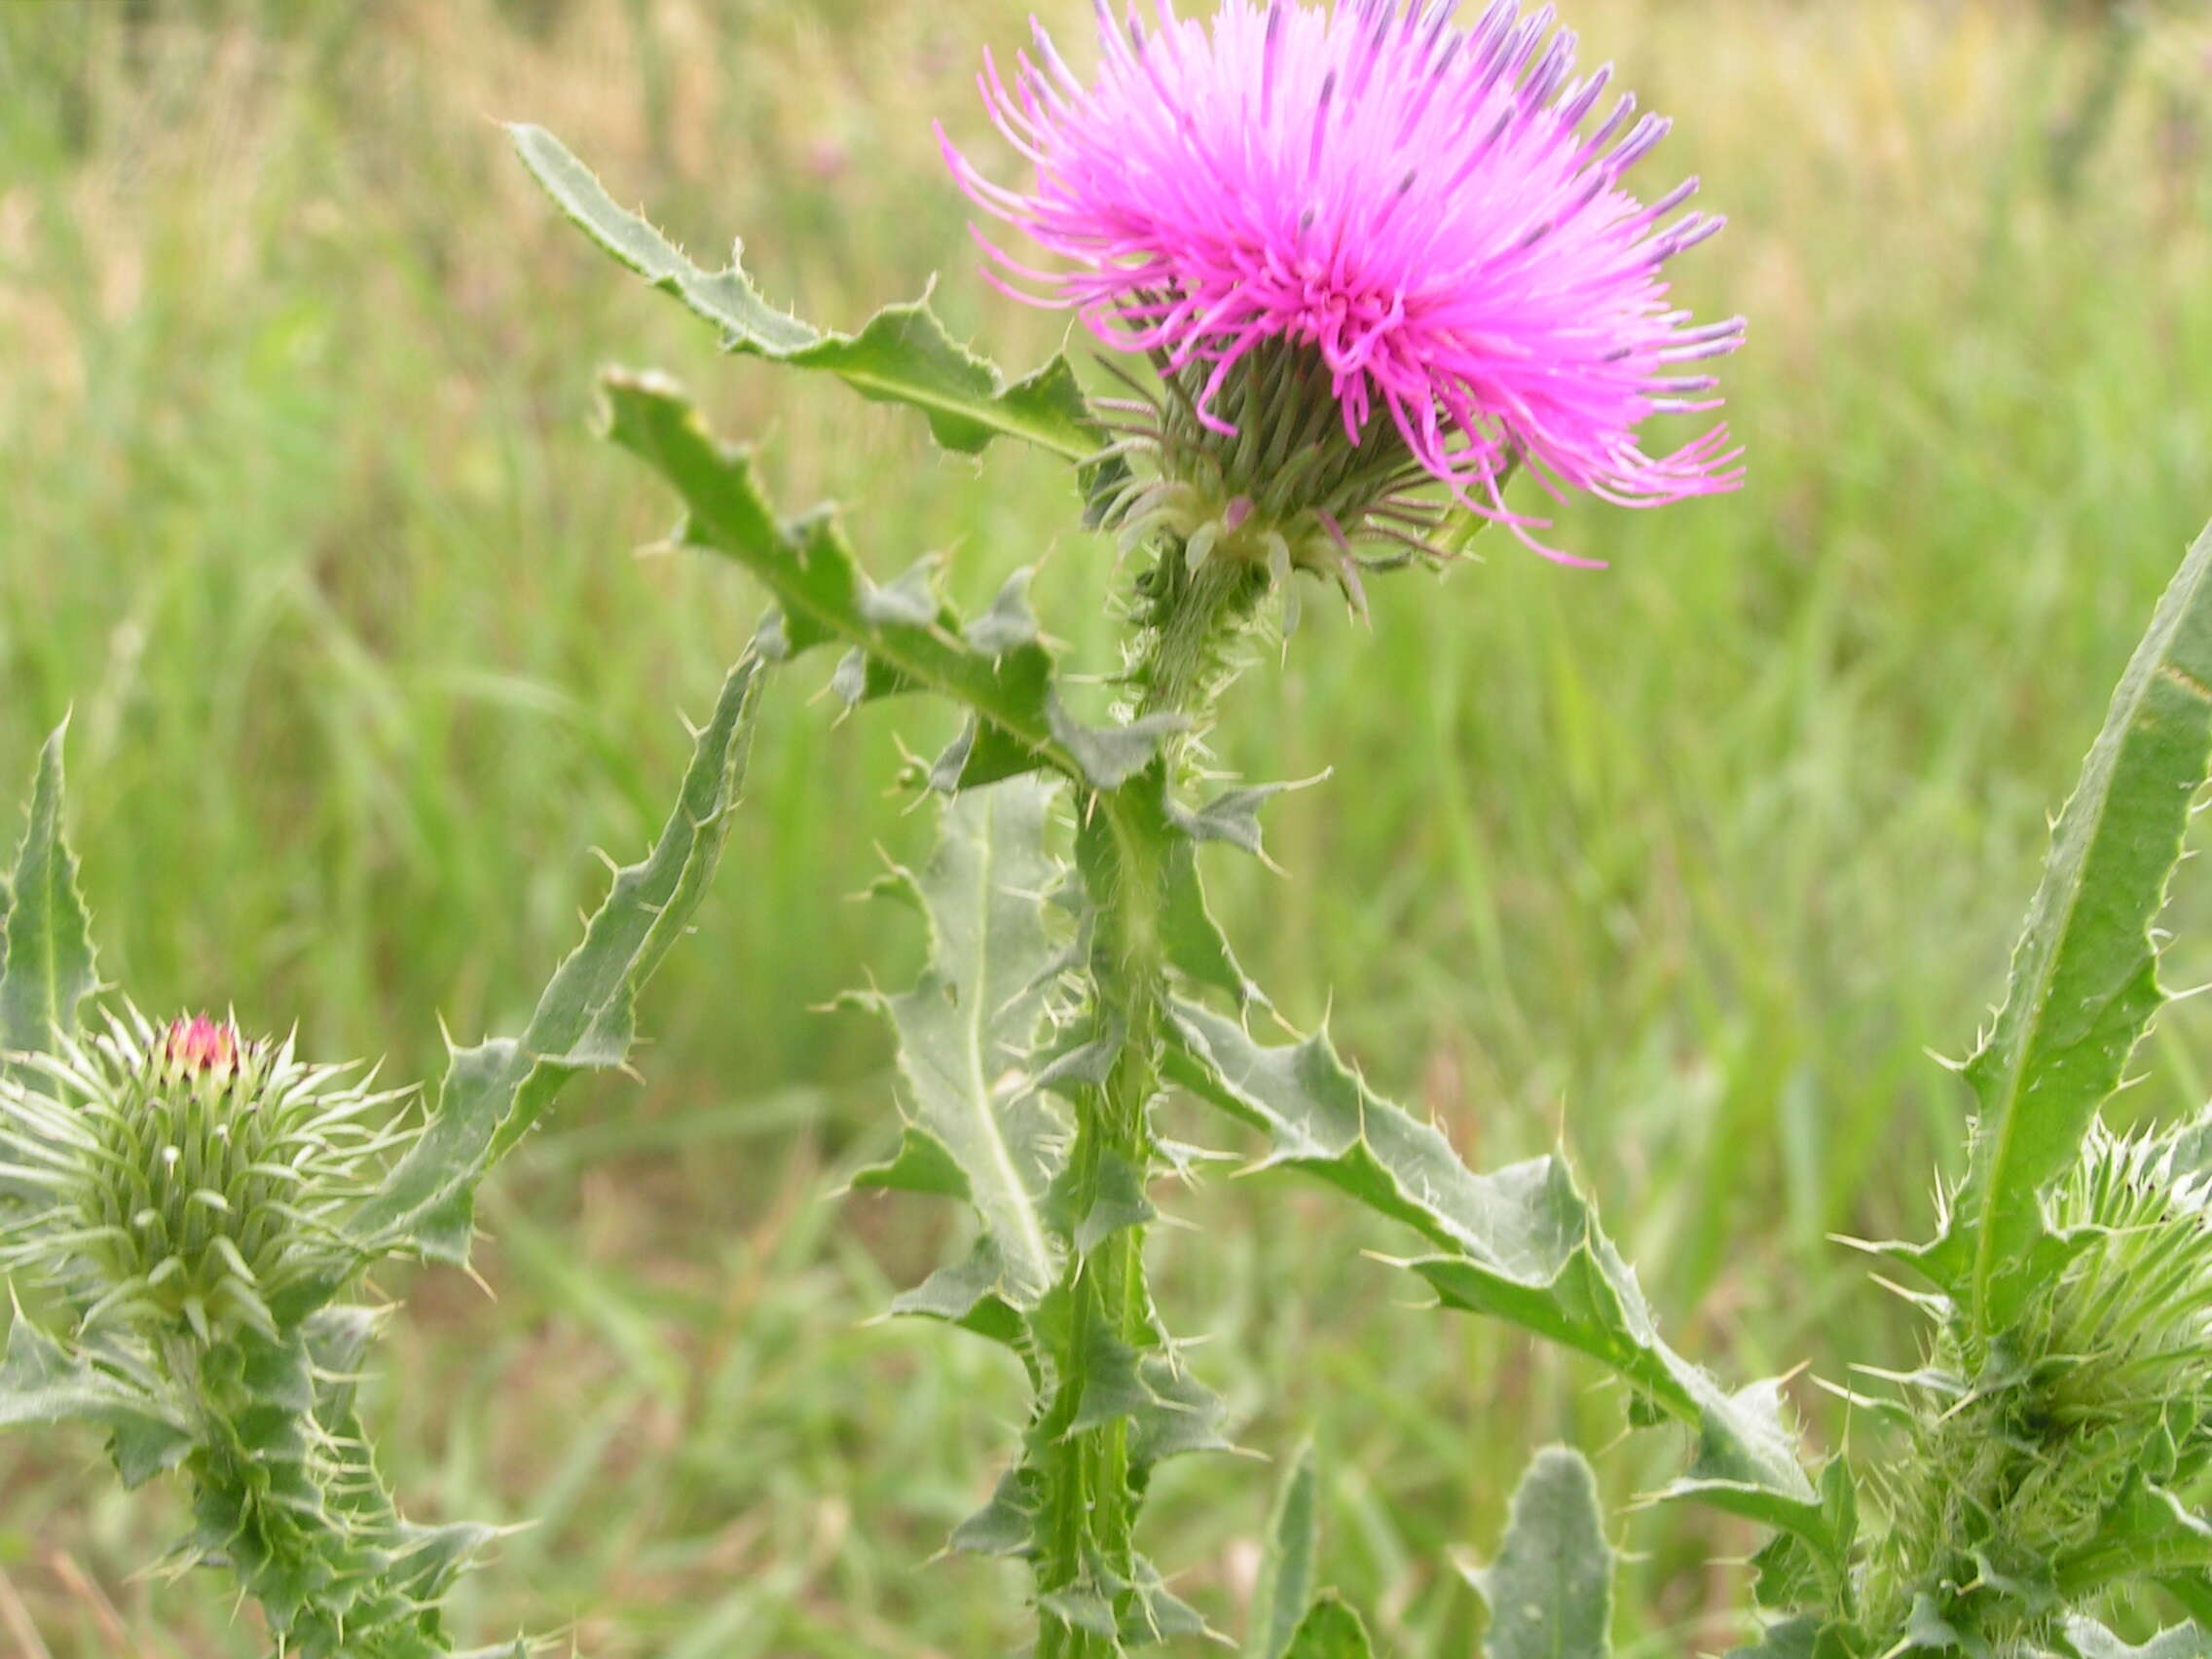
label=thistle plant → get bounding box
[512,0,2212,1651]
[16,2,2212,1656]
[515,1,1764,1651]
[0,656,760,1656]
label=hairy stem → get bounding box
[1136,539,1272,722]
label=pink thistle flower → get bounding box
[939,0,1745,563]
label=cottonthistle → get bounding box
[940,0,1746,593]
[0,1007,408,1344]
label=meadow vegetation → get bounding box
[0,1,2208,1652]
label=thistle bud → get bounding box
[0,1007,407,1344]
[1869,1121,2212,1647]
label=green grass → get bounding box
[1,0,2209,1653]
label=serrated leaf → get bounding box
[511,123,1100,463]
[1075,767,1259,1008]
[1930,521,2212,1329]
[1726,1619,1826,1659]
[1,721,98,1064]
[850,1125,973,1200]
[2057,1479,2212,1597]
[1162,999,1830,1558]
[333,654,761,1277]
[1470,1447,1614,1659]
[1118,1554,1221,1648]
[2163,1579,2212,1625]
[2067,1620,2212,1659]
[1169,780,1311,863]
[866,778,1069,1308]
[0,1316,192,1473]
[1031,1280,1232,1466]
[889,1237,1028,1350]
[603,374,1176,793]
[1752,1459,1857,1611]
[1252,1440,1320,1659]
[1284,1595,1375,1659]
[952,1465,1042,1558]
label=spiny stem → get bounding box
[1038,796,1166,1659]
[1035,546,1254,1657]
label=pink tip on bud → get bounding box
[163,1014,240,1079]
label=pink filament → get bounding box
[938,0,1747,558]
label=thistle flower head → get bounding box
[940,0,1745,570]
[0,1007,410,1344]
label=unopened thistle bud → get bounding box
[1868,1121,2212,1647]
[0,1008,409,1345]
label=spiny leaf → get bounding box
[1751,1459,1858,1612]
[1169,779,1313,864]
[1025,1277,1233,1468]
[888,1237,1028,1350]
[855,778,1069,1308]
[1,720,99,1064]
[1470,1447,1615,1659]
[2055,1478,2212,1597]
[1039,1551,1220,1650]
[1927,520,2212,1328]
[1252,1440,1321,1659]
[1724,1619,1825,1659]
[335,653,761,1275]
[603,373,1177,793]
[1283,1596,1375,1659]
[1162,999,1831,1558]
[511,123,1100,462]
[1091,768,1262,1007]
[0,1316,193,1480]
[2067,1619,2212,1659]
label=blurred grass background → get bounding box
[1,0,2209,1653]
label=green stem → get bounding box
[1034,545,1261,1659]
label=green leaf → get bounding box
[0,1315,193,1479]
[1093,767,1261,1008]
[1469,1447,1614,1659]
[1252,1440,1321,1659]
[1751,1458,1859,1611]
[1934,521,2212,1328]
[603,373,1175,793]
[1169,779,1314,865]
[2067,1622,2212,1659]
[2056,1479,2212,1596]
[2162,1579,2212,1626]
[1162,999,1830,1557]
[336,653,761,1273]
[1,720,98,1062]
[1283,1595,1376,1659]
[856,778,1069,1308]
[510,123,1100,463]
[1725,1619,1826,1659]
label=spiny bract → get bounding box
[1865,1119,2212,1650]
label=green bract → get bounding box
[0,1010,407,1343]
